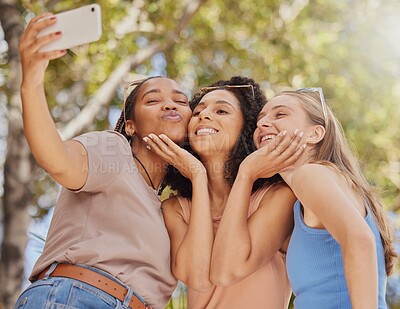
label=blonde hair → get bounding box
[280,91,397,275]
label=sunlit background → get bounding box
[0,0,399,308]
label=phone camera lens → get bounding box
[91,7,95,12]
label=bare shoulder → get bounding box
[162,195,188,220]
[259,182,296,208]
[292,163,333,176]
[264,182,294,198]
[162,196,188,229]
[162,196,182,212]
[291,163,336,185]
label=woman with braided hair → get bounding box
[15,13,191,309]
[144,76,307,309]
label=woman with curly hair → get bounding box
[144,76,306,309]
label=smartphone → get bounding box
[37,4,102,52]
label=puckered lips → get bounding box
[195,125,219,136]
[161,110,183,122]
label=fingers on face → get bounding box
[284,142,306,166]
[271,130,291,155]
[158,134,176,148]
[145,134,174,156]
[277,129,304,157]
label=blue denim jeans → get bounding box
[14,263,144,309]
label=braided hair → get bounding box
[165,76,282,198]
[114,76,162,142]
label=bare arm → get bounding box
[146,134,214,292]
[19,13,87,189]
[211,177,295,286]
[290,164,377,309]
[211,131,303,286]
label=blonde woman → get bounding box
[253,88,397,309]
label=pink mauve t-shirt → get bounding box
[30,130,177,309]
[177,186,292,309]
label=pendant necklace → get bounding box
[132,152,156,190]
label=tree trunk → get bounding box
[0,1,35,308]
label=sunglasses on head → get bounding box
[200,84,255,100]
[296,87,328,124]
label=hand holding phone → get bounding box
[37,4,102,52]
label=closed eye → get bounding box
[176,100,189,105]
[147,99,160,104]
[216,109,228,114]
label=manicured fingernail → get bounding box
[299,131,304,138]
[159,134,164,139]
[282,130,287,136]
[56,31,62,35]
[294,129,299,135]
[50,16,56,20]
[143,137,149,143]
[146,145,151,150]
[302,144,306,149]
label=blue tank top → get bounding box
[287,200,388,309]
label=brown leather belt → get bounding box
[37,263,151,309]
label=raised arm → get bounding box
[19,13,87,190]
[145,134,214,292]
[211,179,295,286]
[290,164,378,309]
[211,130,303,286]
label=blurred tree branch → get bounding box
[60,0,206,140]
[0,0,35,307]
[279,0,309,24]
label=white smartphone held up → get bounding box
[37,4,102,52]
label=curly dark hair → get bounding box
[164,76,282,198]
[114,76,162,142]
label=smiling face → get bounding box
[253,94,317,149]
[126,77,192,144]
[188,89,244,158]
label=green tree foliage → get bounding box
[0,0,399,307]
[163,0,400,210]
